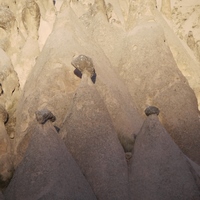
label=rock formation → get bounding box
[60,55,129,200]
[22,0,40,39]
[187,30,196,50]
[118,20,200,164]
[0,106,13,190]
[0,0,200,198]
[5,109,97,200]
[129,106,200,200]
[14,2,143,166]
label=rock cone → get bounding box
[5,109,97,200]
[61,55,129,200]
[129,109,200,200]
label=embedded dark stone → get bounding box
[35,109,56,124]
[71,55,96,78]
[145,106,160,116]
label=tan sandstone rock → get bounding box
[14,2,143,166]
[118,21,200,164]
[161,0,172,19]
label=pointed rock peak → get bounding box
[129,106,200,199]
[71,55,96,79]
[0,105,8,124]
[145,106,160,116]
[35,109,56,124]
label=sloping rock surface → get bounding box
[61,76,129,200]
[129,113,200,200]
[5,110,97,200]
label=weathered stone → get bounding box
[129,114,200,200]
[60,63,130,199]
[22,0,41,39]
[5,109,97,200]
[187,30,195,50]
[145,106,160,116]
[78,2,144,152]
[14,4,143,166]
[0,105,13,190]
[35,109,56,124]
[0,48,20,139]
[161,0,172,19]
[71,54,95,78]
[118,22,200,164]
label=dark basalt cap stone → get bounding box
[71,55,95,78]
[35,109,56,124]
[145,106,160,116]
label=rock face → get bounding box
[14,3,143,166]
[0,0,200,198]
[118,21,200,164]
[61,55,130,200]
[129,109,200,200]
[5,109,97,200]
[0,105,13,190]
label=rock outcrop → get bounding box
[129,106,200,200]
[118,21,200,164]
[0,0,200,198]
[14,2,143,166]
[5,109,97,200]
[60,55,129,200]
[0,106,13,190]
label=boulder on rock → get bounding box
[5,109,97,200]
[129,107,200,200]
[61,55,130,200]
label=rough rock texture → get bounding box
[0,44,20,139]
[0,0,200,198]
[118,21,200,164]
[0,191,4,200]
[129,113,200,200]
[5,109,97,200]
[60,61,130,200]
[14,3,143,166]
[0,105,13,190]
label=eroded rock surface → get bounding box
[129,108,200,200]
[0,105,13,190]
[14,3,143,166]
[118,21,200,164]
[5,109,97,200]
[0,0,200,198]
[61,55,129,200]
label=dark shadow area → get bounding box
[73,69,97,84]
[74,68,82,79]
[54,126,60,133]
[91,73,97,84]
